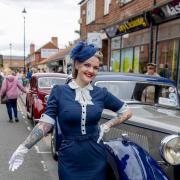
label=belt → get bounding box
[62,133,99,141]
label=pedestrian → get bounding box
[145,63,160,76]
[159,63,171,79]
[0,68,27,122]
[8,41,132,180]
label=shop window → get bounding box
[121,48,133,72]
[111,37,121,50]
[158,19,180,41]
[134,45,149,74]
[86,0,96,24]
[157,40,179,81]
[110,50,120,72]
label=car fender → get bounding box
[104,139,169,180]
[33,98,44,119]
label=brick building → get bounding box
[2,55,24,71]
[26,37,59,70]
[79,0,180,89]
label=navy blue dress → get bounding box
[44,83,124,180]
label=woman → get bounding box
[0,68,27,122]
[9,42,132,179]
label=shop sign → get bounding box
[87,33,102,48]
[105,14,149,38]
[118,16,149,33]
[41,49,59,58]
[150,0,180,24]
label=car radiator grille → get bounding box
[104,127,150,152]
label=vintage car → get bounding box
[51,72,180,179]
[26,73,67,124]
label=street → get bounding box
[0,95,58,180]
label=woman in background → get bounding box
[0,68,27,122]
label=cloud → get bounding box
[0,0,80,56]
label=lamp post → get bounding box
[22,8,27,73]
[9,43,12,68]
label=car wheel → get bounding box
[51,127,58,161]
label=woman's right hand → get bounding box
[9,144,29,171]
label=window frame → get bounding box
[86,0,96,24]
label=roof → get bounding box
[36,41,58,53]
[94,72,176,86]
[40,46,72,64]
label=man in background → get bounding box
[145,63,160,76]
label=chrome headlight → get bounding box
[44,95,50,104]
[160,135,180,165]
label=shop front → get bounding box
[105,0,180,89]
[150,0,180,89]
[105,14,150,73]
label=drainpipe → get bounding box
[149,0,157,63]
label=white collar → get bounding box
[68,80,94,105]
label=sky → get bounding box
[0,0,80,56]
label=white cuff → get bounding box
[39,114,55,125]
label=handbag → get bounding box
[1,79,8,104]
[1,93,8,104]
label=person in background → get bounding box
[0,69,4,89]
[0,68,27,122]
[159,63,171,79]
[145,63,160,76]
[8,42,132,180]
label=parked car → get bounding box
[26,73,68,124]
[51,72,180,179]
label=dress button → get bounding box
[82,118,84,120]
[83,112,85,113]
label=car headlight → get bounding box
[44,95,49,103]
[160,135,180,165]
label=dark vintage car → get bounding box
[51,72,180,179]
[26,73,67,124]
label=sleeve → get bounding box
[17,80,26,93]
[39,85,59,125]
[103,87,125,112]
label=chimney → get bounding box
[51,37,58,47]
[30,43,35,54]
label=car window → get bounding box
[38,77,65,88]
[95,81,178,108]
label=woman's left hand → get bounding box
[97,124,110,143]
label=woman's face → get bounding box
[76,56,100,84]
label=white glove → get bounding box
[97,124,110,143]
[9,144,29,172]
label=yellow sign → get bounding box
[118,17,148,33]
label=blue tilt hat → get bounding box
[70,41,97,62]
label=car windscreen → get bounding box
[95,81,179,108]
[38,77,65,88]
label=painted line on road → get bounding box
[34,145,51,154]
[27,126,32,131]
[22,115,25,119]
[25,120,28,124]
[40,160,48,172]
